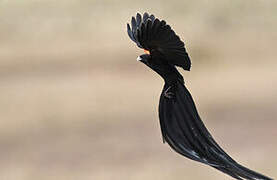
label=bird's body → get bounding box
[127,12,273,180]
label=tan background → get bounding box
[0,0,276,179]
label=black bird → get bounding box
[127,12,273,180]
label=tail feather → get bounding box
[213,166,243,180]
[158,81,273,180]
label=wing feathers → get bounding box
[131,17,137,35]
[143,12,149,22]
[136,13,142,27]
[127,24,135,42]
[152,19,161,36]
[149,14,155,21]
[146,20,152,42]
[127,12,191,71]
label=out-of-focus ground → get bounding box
[0,1,276,180]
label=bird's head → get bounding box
[136,49,151,64]
[136,48,167,74]
[127,12,191,71]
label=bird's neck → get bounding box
[151,64,184,85]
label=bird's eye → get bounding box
[144,49,150,55]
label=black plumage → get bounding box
[127,12,273,180]
[127,13,191,71]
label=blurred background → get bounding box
[0,0,276,179]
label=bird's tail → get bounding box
[211,153,273,180]
[159,81,273,180]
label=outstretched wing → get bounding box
[127,12,191,71]
[159,82,273,180]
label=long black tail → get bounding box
[158,81,273,180]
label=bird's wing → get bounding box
[127,12,191,71]
[159,81,273,180]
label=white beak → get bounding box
[136,56,142,61]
